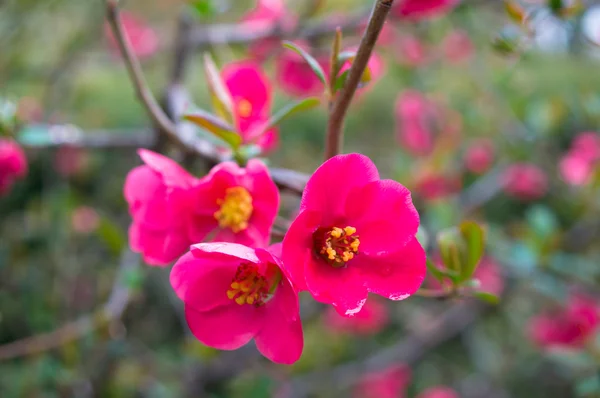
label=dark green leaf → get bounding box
[96,218,126,257]
[191,0,216,18]
[184,109,241,149]
[459,221,485,282]
[426,259,446,282]
[282,41,327,86]
[334,70,349,92]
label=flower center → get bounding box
[313,226,361,267]
[238,99,253,118]
[226,263,277,307]
[214,186,253,233]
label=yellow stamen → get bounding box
[214,186,253,233]
[313,225,361,267]
[238,99,253,118]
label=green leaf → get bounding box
[282,41,327,86]
[437,228,463,274]
[473,291,499,305]
[459,221,486,282]
[203,53,234,124]
[191,0,216,18]
[334,70,350,92]
[337,51,357,64]
[184,109,241,149]
[576,374,600,397]
[96,218,126,257]
[426,259,446,282]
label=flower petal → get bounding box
[300,153,379,222]
[281,210,323,292]
[255,278,303,364]
[355,238,426,300]
[185,304,262,350]
[170,250,238,312]
[304,257,368,317]
[345,179,419,255]
[138,149,196,188]
[190,242,261,264]
[129,222,190,266]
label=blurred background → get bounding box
[3,0,600,396]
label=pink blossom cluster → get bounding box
[559,132,600,186]
[124,152,426,364]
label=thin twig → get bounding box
[0,250,139,362]
[325,0,394,160]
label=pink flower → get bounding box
[417,386,460,398]
[71,206,100,234]
[559,153,593,186]
[571,132,600,162]
[282,154,426,316]
[396,35,428,67]
[223,61,279,152]
[395,90,437,156]
[502,163,548,201]
[276,43,330,98]
[55,146,89,177]
[442,29,474,63]
[324,298,389,335]
[414,173,462,201]
[464,139,494,174]
[528,294,600,349]
[104,12,159,60]
[0,139,27,196]
[242,0,297,61]
[170,242,303,364]
[392,0,460,20]
[124,150,198,266]
[188,159,279,249]
[354,364,411,398]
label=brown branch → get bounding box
[325,0,394,160]
[0,250,139,362]
[189,8,369,48]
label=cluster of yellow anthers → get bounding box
[226,263,270,306]
[215,186,254,233]
[319,226,361,265]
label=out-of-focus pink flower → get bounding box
[276,42,330,98]
[502,163,548,201]
[223,61,278,152]
[0,139,27,196]
[170,242,303,364]
[55,146,89,177]
[442,29,474,63]
[188,159,279,249]
[354,364,411,398]
[414,173,462,201]
[427,256,504,297]
[464,139,494,174]
[396,35,428,67]
[392,0,460,20]
[559,154,593,186]
[124,150,198,266]
[417,386,460,398]
[242,0,297,61]
[71,206,100,234]
[324,298,389,335]
[104,12,159,60]
[282,154,426,316]
[571,132,600,162]
[528,294,600,349]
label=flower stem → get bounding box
[324,0,395,161]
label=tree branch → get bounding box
[0,250,139,362]
[325,0,394,160]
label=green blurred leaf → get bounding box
[184,109,241,149]
[337,51,357,64]
[191,0,216,17]
[526,205,558,238]
[473,291,499,305]
[17,125,53,146]
[576,374,600,397]
[437,228,463,274]
[96,218,126,257]
[203,53,234,124]
[459,221,485,282]
[282,41,327,86]
[334,70,350,92]
[426,259,446,282]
